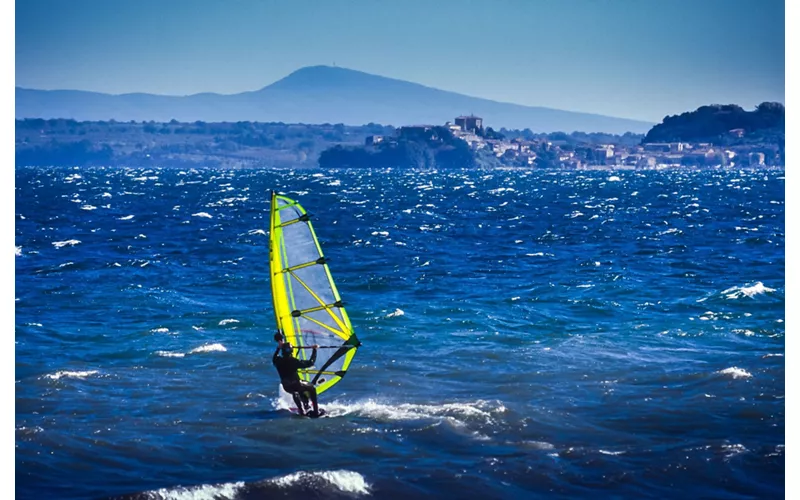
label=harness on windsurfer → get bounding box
[272,332,321,418]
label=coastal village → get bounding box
[365,115,779,168]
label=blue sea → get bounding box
[15,166,785,499]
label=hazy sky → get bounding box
[15,0,785,122]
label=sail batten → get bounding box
[269,192,360,395]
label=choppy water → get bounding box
[15,166,785,499]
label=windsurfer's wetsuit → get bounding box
[272,345,319,416]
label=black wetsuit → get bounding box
[272,346,319,414]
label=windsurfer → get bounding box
[272,333,321,418]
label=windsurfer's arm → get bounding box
[296,345,319,368]
[272,345,281,364]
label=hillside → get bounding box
[16,66,652,134]
[643,102,784,145]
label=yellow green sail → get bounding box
[269,192,360,395]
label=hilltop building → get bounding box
[455,115,483,134]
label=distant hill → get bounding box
[15,66,652,134]
[643,102,785,144]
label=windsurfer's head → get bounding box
[281,342,294,357]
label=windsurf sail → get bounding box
[269,192,360,395]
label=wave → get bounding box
[191,212,213,218]
[118,215,135,220]
[273,470,370,494]
[52,239,81,248]
[188,343,227,354]
[723,282,776,299]
[44,370,99,380]
[716,367,753,379]
[300,398,505,428]
[385,308,404,318]
[154,351,185,358]
[132,469,369,500]
[218,319,239,326]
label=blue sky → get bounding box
[14,0,786,123]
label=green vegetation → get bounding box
[643,102,784,146]
[319,126,474,169]
[15,119,394,168]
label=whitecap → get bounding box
[147,481,245,500]
[151,327,170,334]
[723,282,775,299]
[313,399,502,426]
[599,449,626,455]
[248,229,267,236]
[371,231,389,237]
[155,351,185,358]
[118,215,135,220]
[219,319,239,326]
[385,308,404,318]
[189,343,227,354]
[80,205,97,211]
[717,367,753,379]
[52,239,81,248]
[15,246,22,256]
[607,176,621,182]
[192,212,213,218]
[271,470,370,495]
[44,370,99,380]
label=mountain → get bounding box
[15,66,652,133]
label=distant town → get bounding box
[14,102,784,169]
[362,113,782,169]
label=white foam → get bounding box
[319,399,502,425]
[189,343,227,354]
[192,212,213,218]
[723,282,775,299]
[147,481,245,500]
[81,205,97,210]
[15,246,22,256]
[717,367,753,379]
[52,239,81,248]
[599,449,626,455]
[385,308,404,318]
[219,319,239,325]
[371,231,389,237]
[271,470,371,495]
[44,370,99,380]
[519,440,555,450]
[155,351,185,358]
[118,215,135,220]
[248,229,267,236]
[607,176,621,182]
[151,327,170,334]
